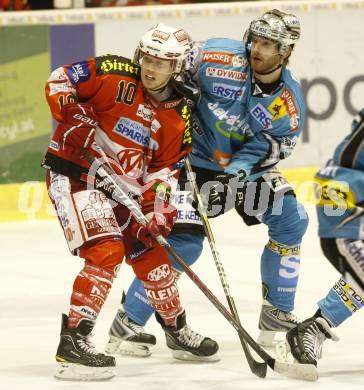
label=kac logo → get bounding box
[117,148,145,179]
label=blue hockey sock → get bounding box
[123,277,154,326]
[318,277,364,327]
[260,242,300,312]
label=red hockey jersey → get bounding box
[42,55,192,201]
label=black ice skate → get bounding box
[286,314,339,366]
[156,310,219,362]
[55,314,115,381]
[105,303,156,358]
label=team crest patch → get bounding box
[66,61,90,85]
[268,96,287,120]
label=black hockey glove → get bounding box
[201,171,246,218]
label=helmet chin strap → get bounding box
[254,62,283,76]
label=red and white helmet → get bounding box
[135,23,192,74]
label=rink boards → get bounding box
[0,166,318,223]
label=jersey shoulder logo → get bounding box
[96,55,140,80]
[281,88,299,132]
[268,96,287,120]
[65,61,91,85]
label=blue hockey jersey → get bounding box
[316,109,364,239]
[189,38,305,182]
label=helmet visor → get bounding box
[139,53,175,75]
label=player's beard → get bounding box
[250,53,283,76]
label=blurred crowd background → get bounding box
[1,0,270,11]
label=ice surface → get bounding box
[1,206,363,389]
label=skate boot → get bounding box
[257,299,301,347]
[156,310,219,362]
[55,314,115,381]
[105,295,156,358]
[286,312,339,366]
[257,284,301,348]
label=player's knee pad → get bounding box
[333,238,364,291]
[130,244,172,281]
[320,237,344,274]
[167,232,204,271]
[264,195,308,245]
[78,237,125,275]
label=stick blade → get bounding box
[240,337,267,378]
[249,360,267,378]
[273,361,318,381]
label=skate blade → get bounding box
[257,330,285,347]
[274,361,318,382]
[171,350,220,363]
[54,362,115,381]
[105,340,153,358]
[261,340,290,363]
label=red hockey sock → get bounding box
[142,264,183,327]
[68,262,114,328]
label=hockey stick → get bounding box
[83,151,318,381]
[184,158,267,378]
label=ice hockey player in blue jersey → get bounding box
[106,9,309,359]
[286,109,364,368]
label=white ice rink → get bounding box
[1,206,363,390]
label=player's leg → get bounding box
[123,233,204,326]
[287,238,364,366]
[106,231,204,357]
[48,171,123,380]
[257,193,308,346]
[129,243,219,362]
[235,172,308,347]
[106,166,207,358]
[318,238,364,325]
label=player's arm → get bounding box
[42,58,104,174]
[335,109,364,168]
[205,97,304,214]
[226,98,304,182]
[226,129,299,183]
[45,59,102,122]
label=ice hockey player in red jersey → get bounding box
[42,22,218,381]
